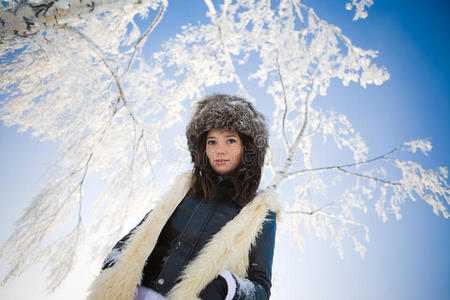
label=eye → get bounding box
[207,140,216,145]
[227,138,237,144]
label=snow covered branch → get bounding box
[0,0,162,42]
[346,0,374,21]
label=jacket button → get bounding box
[157,278,165,285]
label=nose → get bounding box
[214,143,226,154]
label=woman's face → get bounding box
[206,129,243,176]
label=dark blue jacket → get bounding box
[103,179,277,299]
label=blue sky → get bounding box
[0,0,449,299]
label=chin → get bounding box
[214,170,231,176]
[213,166,237,176]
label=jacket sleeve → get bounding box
[101,211,151,270]
[232,210,277,299]
[200,211,277,300]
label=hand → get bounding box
[199,275,228,300]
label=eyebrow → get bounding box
[207,134,238,139]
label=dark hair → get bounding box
[191,132,264,205]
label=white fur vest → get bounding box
[88,172,280,300]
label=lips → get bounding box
[215,159,229,165]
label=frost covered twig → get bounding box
[336,167,400,186]
[346,0,374,21]
[275,55,290,151]
[268,64,319,190]
[124,0,168,75]
[203,0,253,100]
[286,145,400,178]
[285,198,341,215]
[65,26,126,103]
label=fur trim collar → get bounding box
[88,172,279,300]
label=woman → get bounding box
[88,94,280,300]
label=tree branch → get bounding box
[64,26,126,104]
[123,0,167,76]
[65,25,151,158]
[267,66,318,190]
[297,2,378,82]
[314,211,368,232]
[285,198,341,215]
[203,0,252,100]
[336,166,401,186]
[275,55,290,151]
[285,145,400,179]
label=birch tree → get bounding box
[1,0,448,294]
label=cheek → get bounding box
[233,146,243,161]
[205,149,213,160]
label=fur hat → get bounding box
[186,94,269,162]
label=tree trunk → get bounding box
[0,0,146,41]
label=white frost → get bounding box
[0,0,448,294]
[345,0,374,21]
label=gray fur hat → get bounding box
[186,94,269,162]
